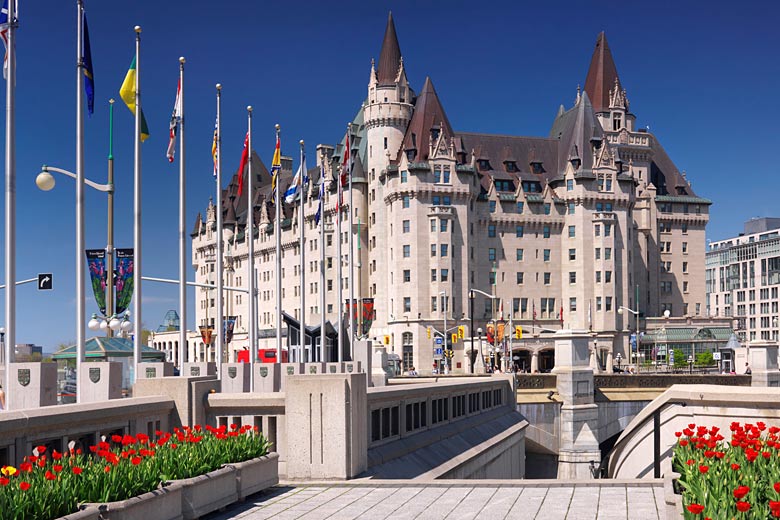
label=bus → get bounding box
[236,348,288,363]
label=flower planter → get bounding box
[661,459,683,519]
[229,453,280,501]
[177,465,238,520]
[85,484,183,520]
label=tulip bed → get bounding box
[673,421,780,519]
[0,424,270,520]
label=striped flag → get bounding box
[0,0,14,80]
[166,78,181,163]
[211,116,218,177]
[270,133,281,197]
[284,150,306,204]
[236,132,249,196]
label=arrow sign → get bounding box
[38,273,53,291]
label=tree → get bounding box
[673,348,687,370]
[696,351,714,367]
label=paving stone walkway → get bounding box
[205,481,665,520]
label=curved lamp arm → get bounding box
[39,165,113,193]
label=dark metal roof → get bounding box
[584,32,621,113]
[398,77,455,163]
[549,91,603,177]
[377,12,402,85]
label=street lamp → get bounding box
[617,306,639,370]
[688,355,693,374]
[615,352,622,372]
[469,288,499,374]
[0,327,4,364]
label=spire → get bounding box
[377,12,402,85]
[584,32,621,113]
[397,77,454,162]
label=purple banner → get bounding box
[115,248,134,315]
[85,249,106,315]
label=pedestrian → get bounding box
[745,363,752,375]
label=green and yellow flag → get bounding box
[119,56,150,142]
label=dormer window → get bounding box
[505,161,517,173]
[612,112,623,131]
[406,149,416,161]
[478,159,491,170]
[494,180,513,192]
[530,161,543,174]
[411,133,417,147]
[430,127,440,141]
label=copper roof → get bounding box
[584,32,621,113]
[377,12,402,85]
[398,77,454,162]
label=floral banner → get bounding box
[361,298,374,336]
[85,249,106,315]
[114,249,134,315]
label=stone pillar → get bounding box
[221,362,251,393]
[552,331,601,479]
[371,345,391,387]
[253,363,281,393]
[182,362,216,377]
[7,362,57,409]
[530,351,539,373]
[79,362,123,402]
[748,340,780,387]
[589,347,599,373]
[606,350,613,373]
[285,373,367,479]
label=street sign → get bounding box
[713,352,721,361]
[435,337,443,345]
[38,273,53,291]
[434,347,443,358]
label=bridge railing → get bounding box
[594,374,751,389]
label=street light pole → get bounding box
[75,0,86,404]
[440,290,447,374]
[469,290,474,374]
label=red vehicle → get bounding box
[237,348,288,363]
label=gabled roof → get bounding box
[584,32,621,113]
[398,77,454,162]
[649,138,698,197]
[377,12,402,85]
[549,91,603,176]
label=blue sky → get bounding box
[1,0,778,350]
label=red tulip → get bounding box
[736,501,750,512]
[680,440,689,447]
[72,467,83,475]
[53,464,63,473]
[52,450,62,461]
[0,477,8,486]
[770,500,780,511]
[699,465,709,474]
[686,459,695,466]
[731,463,741,471]
[733,486,750,499]
[19,481,30,491]
[686,503,704,514]
[44,470,56,481]
[131,457,141,465]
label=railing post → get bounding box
[653,408,660,478]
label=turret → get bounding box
[583,32,635,133]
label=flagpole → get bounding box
[132,25,142,380]
[215,84,224,378]
[336,164,343,364]
[75,0,86,403]
[319,153,326,363]
[247,107,256,370]
[106,99,115,339]
[347,124,355,361]
[177,57,188,376]
[298,140,306,363]
[274,124,282,362]
[3,0,16,407]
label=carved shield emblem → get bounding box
[329,365,337,373]
[309,366,317,374]
[190,366,201,376]
[146,367,156,378]
[286,366,294,375]
[228,367,237,379]
[17,368,30,387]
[259,367,268,378]
[89,367,101,383]
[346,364,354,373]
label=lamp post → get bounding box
[615,352,622,372]
[688,355,693,374]
[477,327,483,371]
[0,327,4,364]
[469,288,499,374]
[617,305,639,371]
[439,290,447,374]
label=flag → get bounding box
[588,300,593,330]
[532,301,537,321]
[119,56,150,142]
[284,150,306,204]
[82,10,95,116]
[166,78,181,162]
[236,132,249,196]
[270,133,281,196]
[337,134,350,210]
[560,305,564,324]
[0,0,14,80]
[211,116,218,177]
[314,166,325,225]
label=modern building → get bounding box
[706,217,780,344]
[153,14,710,374]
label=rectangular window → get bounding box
[682,242,688,254]
[683,262,688,273]
[443,167,450,183]
[570,298,577,312]
[433,196,440,205]
[682,223,688,234]
[488,224,496,237]
[488,248,496,261]
[567,179,574,191]
[401,170,408,183]
[441,244,448,257]
[605,271,612,283]
[596,202,603,212]
[569,248,576,261]
[403,297,411,312]
[569,272,576,284]
[441,269,449,282]
[596,271,601,283]
[516,202,524,214]
[568,202,575,215]
[544,203,551,215]
[606,203,613,212]
[489,272,496,285]
[433,166,441,183]
[544,272,551,285]
[596,297,602,311]
[605,248,612,260]
[543,226,550,238]
[605,297,612,311]
[489,200,496,213]
[595,248,601,260]
[516,225,524,237]
[568,226,576,238]
[403,245,411,258]
[431,269,437,282]
[516,272,524,284]
[402,196,410,208]
[431,297,437,312]
[403,270,411,282]
[430,219,436,232]
[595,224,601,237]
[516,249,524,261]
[430,244,436,257]
[403,220,410,233]
[440,219,448,232]
[443,196,451,206]
[604,224,611,237]
[683,281,689,293]
[543,249,551,262]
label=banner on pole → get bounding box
[114,248,134,315]
[199,325,214,346]
[86,249,107,315]
[223,316,237,344]
[361,298,374,336]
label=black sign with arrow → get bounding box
[38,273,53,291]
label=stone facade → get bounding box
[156,16,709,375]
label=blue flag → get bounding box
[314,168,325,225]
[82,11,95,115]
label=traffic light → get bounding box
[426,327,431,339]
[451,333,458,344]
[383,335,390,345]
[457,325,465,339]
[515,326,523,339]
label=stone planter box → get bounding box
[229,453,280,501]
[177,465,238,520]
[55,453,278,520]
[662,459,683,518]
